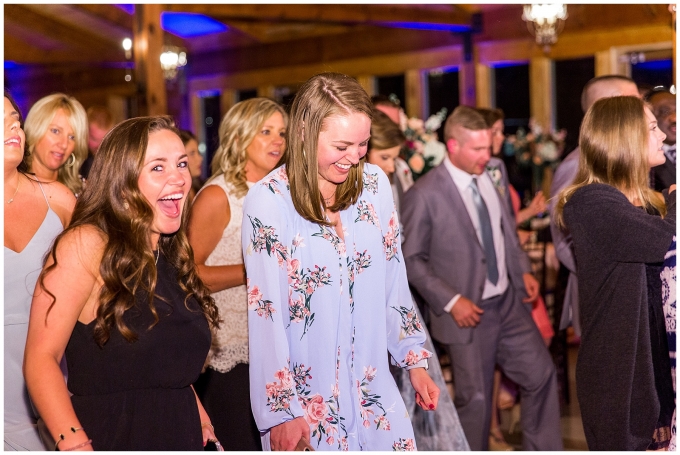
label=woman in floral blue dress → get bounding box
[242,73,439,451]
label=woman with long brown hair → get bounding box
[24,116,221,451]
[189,98,287,450]
[555,96,675,450]
[242,73,439,451]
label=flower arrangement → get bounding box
[399,107,448,180]
[506,118,567,167]
[506,118,567,194]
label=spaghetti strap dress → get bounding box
[65,250,211,450]
[4,180,63,451]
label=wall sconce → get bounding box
[522,4,568,52]
[160,45,187,81]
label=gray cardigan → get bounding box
[563,183,676,450]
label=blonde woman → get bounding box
[24,93,88,196]
[188,98,287,450]
[242,73,438,451]
[555,96,675,450]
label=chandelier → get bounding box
[160,45,187,80]
[522,4,568,51]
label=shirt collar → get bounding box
[443,155,476,191]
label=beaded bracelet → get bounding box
[54,427,84,451]
[61,439,92,451]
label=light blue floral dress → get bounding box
[242,164,431,451]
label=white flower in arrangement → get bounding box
[423,139,447,166]
[424,113,444,132]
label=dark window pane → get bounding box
[632,59,673,90]
[238,89,257,101]
[494,63,530,135]
[427,69,459,142]
[555,57,595,155]
[202,95,221,168]
[376,74,406,113]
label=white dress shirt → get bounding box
[442,157,509,313]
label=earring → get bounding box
[65,154,76,168]
[123,201,130,210]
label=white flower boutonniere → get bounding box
[486,165,506,199]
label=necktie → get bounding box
[470,179,499,285]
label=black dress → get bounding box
[563,184,676,450]
[65,251,211,450]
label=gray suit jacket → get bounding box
[402,160,532,345]
[548,148,581,335]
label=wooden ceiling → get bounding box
[4,3,673,111]
[5,4,672,67]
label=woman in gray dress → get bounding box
[4,92,76,450]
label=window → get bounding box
[555,57,595,155]
[494,63,530,135]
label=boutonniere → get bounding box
[486,165,505,198]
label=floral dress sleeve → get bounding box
[242,175,304,431]
[370,167,431,370]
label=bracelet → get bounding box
[61,439,92,451]
[201,422,214,432]
[54,427,85,451]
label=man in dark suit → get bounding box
[648,89,676,191]
[402,106,562,451]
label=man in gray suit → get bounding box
[549,75,640,336]
[402,106,562,451]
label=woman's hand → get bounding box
[408,367,440,411]
[270,417,310,451]
[669,184,676,194]
[200,422,223,450]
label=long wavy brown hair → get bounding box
[39,116,220,347]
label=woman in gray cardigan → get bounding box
[555,96,675,451]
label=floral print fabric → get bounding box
[243,164,430,451]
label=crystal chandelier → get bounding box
[160,45,187,80]
[522,4,568,51]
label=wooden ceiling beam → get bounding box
[4,33,123,64]
[187,26,462,79]
[5,5,125,57]
[164,4,472,27]
[72,4,134,30]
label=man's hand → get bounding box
[450,296,484,328]
[270,417,310,451]
[522,273,540,303]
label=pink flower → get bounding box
[248,284,263,309]
[408,154,425,173]
[304,394,328,425]
[363,365,377,382]
[326,436,334,446]
[363,419,371,428]
[265,382,278,398]
[403,350,420,366]
[275,368,294,389]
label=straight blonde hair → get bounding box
[24,93,88,195]
[209,98,287,198]
[554,96,665,227]
[286,72,373,225]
